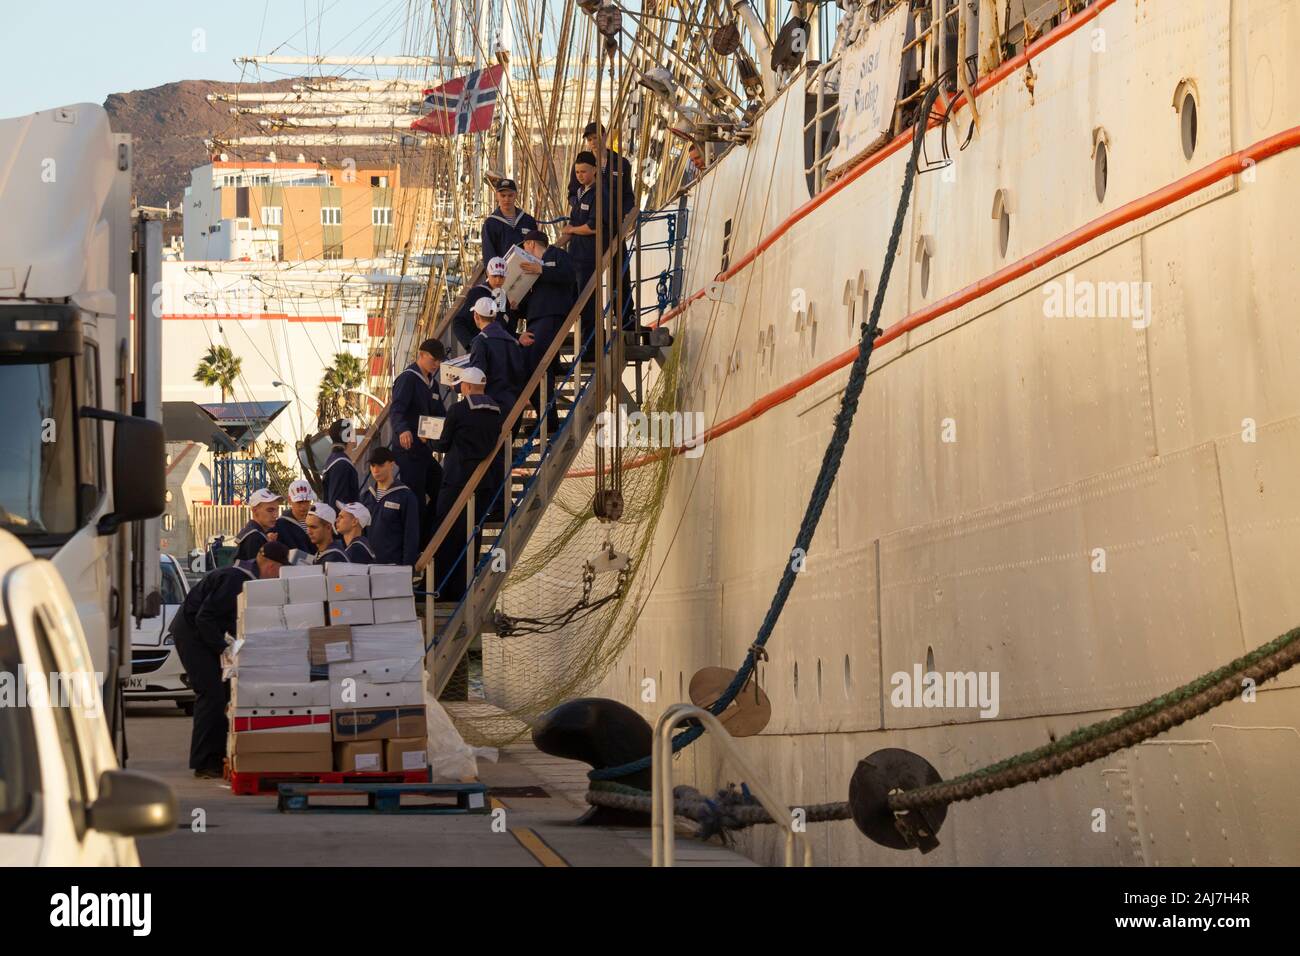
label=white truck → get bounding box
[0,102,165,758]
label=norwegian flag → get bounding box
[411,65,505,135]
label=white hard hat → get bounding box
[309,502,337,524]
[340,502,371,529]
[471,296,497,318]
[460,366,487,385]
[247,488,283,507]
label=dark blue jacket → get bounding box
[389,362,446,453]
[343,536,376,565]
[522,245,578,322]
[453,283,496,351]
[568,183,598,272]
[234,520,272,561]
[273,515,312,554]
[361,482,422,566]
[482,208,538,263]
[568,149,635,215]
[321,447,360,510]
[469,323,527,412]
[311,541,349,565]
[172,560,257,653]
[433,394,504,491]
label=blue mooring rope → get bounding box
[590,84,946,782]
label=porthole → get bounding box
[843,654,852,695]
[998,206,1011,257]
[1094,139,1109,202]
[925,645,936,674]
[1180,89,1198,159]
[920,250,932,296]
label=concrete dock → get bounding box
[127,703,756,867]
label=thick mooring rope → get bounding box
[586,626,1300,829]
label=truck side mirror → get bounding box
[82,408,166,533]
[87,769,178,837]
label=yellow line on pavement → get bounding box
[511,827,569,867]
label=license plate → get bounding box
[125,675,147,691]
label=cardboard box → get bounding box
[240,578,287,607]
[373,596,417,625]
[229,731,332,754]
[331,705,427,742]
[286,575,327,604]
[329,676,423,710]
[385,736,429,772]
[334,740,384,772]
[230,679,329,708]
[232,706,331,733]
[327,600,374,626]
[350,623,424,662]
[326,565,370,601]
[284,602,327,629]
[369,566,414,599]
[237,605,286,635]
[330,658,422,684]
[232,752,333,773]
[309,625,353,666]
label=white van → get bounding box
[0,531,176,865]
[126,554,194,713]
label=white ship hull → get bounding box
[494,0,1300,865]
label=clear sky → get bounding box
[0,0,420,118]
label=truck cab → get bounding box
[0,103,165,757]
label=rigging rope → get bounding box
[589,81,949,782]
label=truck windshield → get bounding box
[0,357,78,539]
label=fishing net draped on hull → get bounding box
[452,339,685,747]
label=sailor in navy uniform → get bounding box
[168,540,290,777]
[234,488,283,560]
[273,478,315,555]
[518,229,577,433]
[453,257,515,351]
[361,446,422,566]
[337,502,376,565]
[481,178,538,263]
[565,151,601,352]
[305,502,348,565]
[431,367,505,600]
[468,296,527,413]
[390,338,447,543]
[321,419,360,510]
[568,123,636,216]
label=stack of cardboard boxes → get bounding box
[227,564,430,776]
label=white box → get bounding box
[329,676,424,709]
[439,353,471,388]
[240,578,287,607]
[325,567,370,601]
[231,680,330,708]
[280,565,323,579]
[373,596,417,625]
[286,575,327,604]
[502,245,542,305]
[327,600,375,626]
[350,623,425,662]
[326,562,369,576]
[330,658,423,684]
[368,566,414,599]
[417,415,445,440]
[283,602,327,628]
[237,605,285,635]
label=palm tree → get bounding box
[317,352,367,430]
[193,345,243,402]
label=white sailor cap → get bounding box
[308,502,337,525]
[247,488,283,507]
[340,502,371,529]
[460,366,487,385]
[487,257,508,277]
[471,296,498,317]
[288,478,315,503]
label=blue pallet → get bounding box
[276,780,490,814]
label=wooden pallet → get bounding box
[275,780,490,814]
[230,768,429,796]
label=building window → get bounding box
[321,207,342,226]
[323,244,343,260]
[263,206,282,225]
[372,207,393,226]
[342,324,362,343]
[222,174,241,187]
[370,175,389,187]
[250,174,270,185]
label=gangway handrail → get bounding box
[651,703,813,867]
